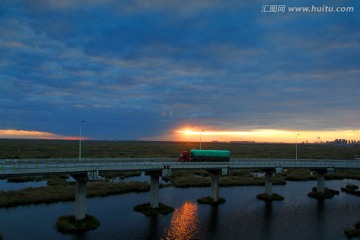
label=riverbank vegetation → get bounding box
[0,178,149,208]
[164,169,287,187]
[256,193,284,201]
[134,202,174,216]
[341,184,360,196]
[307,187,339,199]
[197,196,226,205]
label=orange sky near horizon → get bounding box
[0,129,84,140]
[173,128,360,143]
[0,128,359,143]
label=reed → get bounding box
[0,181,149,208]
[256,193,284,201]
[133,202,174,216]
[56,214,100,233]
[197,196,225,205]
[307,187,339,199]
[341,184,360,196]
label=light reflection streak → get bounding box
[162,201,199,240]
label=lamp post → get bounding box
[296,133,300,161]
[79,120,84,160]
[200,129,204,150]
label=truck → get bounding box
[179,149,230,162]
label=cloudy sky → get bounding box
[1,0,359,142]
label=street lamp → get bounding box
[296,133,300,161]
[79,120,85,160]
[200,129,204,150]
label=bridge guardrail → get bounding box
[2,158,360,176]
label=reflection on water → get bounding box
[162,201,199,240]
[1,180,360,239]
[208,205,219,233]
[262,202,273,238]
[71,232,87,240]
[147,216,160,240]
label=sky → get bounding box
[1,0,360,143]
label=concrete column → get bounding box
[316,170,326,193]
[74,177,87,220]
[264,170,274,196]
[210,171,220,201]
[150,174,160,208]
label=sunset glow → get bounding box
[0,129,84,140]
[1,128,359,143]
[175,128,360,143]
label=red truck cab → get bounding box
[179,150,190,162]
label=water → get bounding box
[1,179,360,240]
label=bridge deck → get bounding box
[1,158,360,176]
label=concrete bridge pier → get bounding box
[209,170,220,201]
[73,174,87,220]
[316,169,327,193]
[264,169,274,196]
[150,172,160,208]
[257,168,284,201]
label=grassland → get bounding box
[1,139,359,159]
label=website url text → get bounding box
[261,5,355,13]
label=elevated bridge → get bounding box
[2,158,360,176]
[1,158,360,220]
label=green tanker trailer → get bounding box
[179,149,230,162]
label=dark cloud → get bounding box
[1,0,359,140]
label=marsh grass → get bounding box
[133,202,174,216]
[197,196,226,205]
[327,170,360,180]
[256,193,284,201]
[0,181,149,208]
[2,176,45,182]
[166,170,286,187]
[341,184,360,196]
[283,169,317,181]
[56,214,100,233]
[307,187,339,199]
